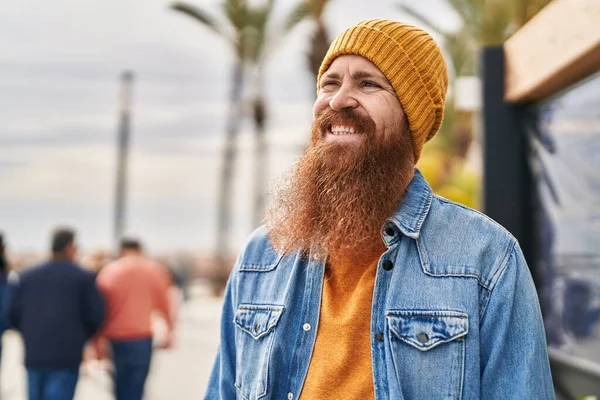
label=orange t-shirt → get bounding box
[300,254,381,400]
[96,255,173,340]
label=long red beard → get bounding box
[266,108,415,262]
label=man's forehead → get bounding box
[323,54,387,80]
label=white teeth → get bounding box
[330,125,356,135]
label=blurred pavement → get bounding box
[0,284,223,400]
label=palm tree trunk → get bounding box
[308,19,330,85]
[252,68,267,229]
[215,59,244,290]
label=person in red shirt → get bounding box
[95,238,175,400]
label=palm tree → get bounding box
[243,0,275,229]
[171,1,306,286]
[218,0,305,229]
[170,0,251,288]
[285,0,335,87]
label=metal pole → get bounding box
[114,71,134,252]
[481,47,534,267]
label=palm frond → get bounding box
[308,0,331,17]
[446,0,481,41]
[284,1,310,33]
[170,2,226,37]
[396,3,450,38]
[224,0,249,33]
[447,0,476,27]
[245,5,272,62]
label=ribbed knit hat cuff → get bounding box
[317,24,441,160]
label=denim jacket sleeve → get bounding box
[479,242,554,399]
[204,269,239,400]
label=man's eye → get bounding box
[362,81,380,88]
[321,81,338,88]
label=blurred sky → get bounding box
[0,0,459,255]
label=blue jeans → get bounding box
[110,338,153,400]
[27,368,79,400]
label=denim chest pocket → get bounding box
[386,310,468,400]
[234,304,284,400]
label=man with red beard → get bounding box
[205,20,553,400]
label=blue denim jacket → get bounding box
[205,170,554,400]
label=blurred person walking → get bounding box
[4,228,106,400]
[95,238,175,400]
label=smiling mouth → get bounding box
[327,124,361,136]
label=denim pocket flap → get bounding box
[386,310,468,351]
[234,304,285,340]
[239,252,284,272]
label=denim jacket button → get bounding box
[382,260,394,271]
[287,392,294,400]
[417,332,429,344]
[302,323,311,331]
[375,331,384,342]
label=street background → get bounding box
[2,0,599,398]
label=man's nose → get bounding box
[329,85,359,111]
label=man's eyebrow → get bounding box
[321,71,341,81]
[350,70,386,81]
[321,69,389,84]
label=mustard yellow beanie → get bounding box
[317,19,449,160]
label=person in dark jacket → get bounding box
[5,228,106,400]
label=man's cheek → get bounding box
[312,98,328,119]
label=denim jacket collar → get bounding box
[382,169,432,245]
